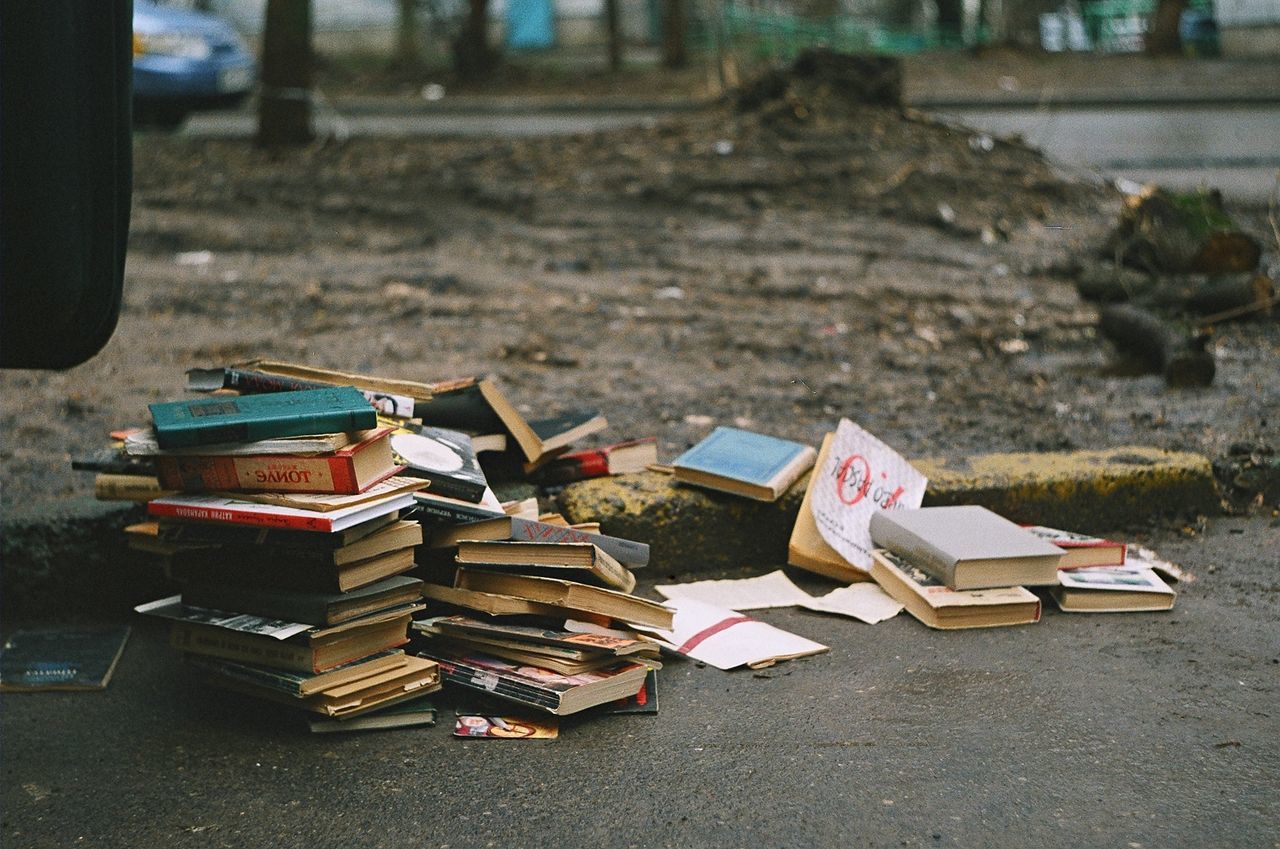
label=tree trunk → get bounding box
[662,0,687,69]
[605,0,623,72]
[257,0,313,147]
[395,0,421,69]
[1146,0,1186,55]
[454,0,493,79]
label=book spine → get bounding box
[182,584,329,627]
[429,657,561,711]
[185,655,307,698]
[536,452,609,486]
[155,453,361,494]
[169,623,315,673]
[94,473,172,502]
[147,501,334,532]
[400,470,487,504]
[867,514,958,586]
[508,519,650,567]
[217,367,332,395]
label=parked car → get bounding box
[132,0,257,128]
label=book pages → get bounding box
[809,419,928,571]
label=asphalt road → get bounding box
[4,514,1277,849]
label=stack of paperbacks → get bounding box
[413,515,666,716]
[130,386,440,723]
[865,505,1175,629]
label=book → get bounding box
[429,638,631,676]
[148,386,376,450]
[672,426,817,501]
[454,540,636,593]
[125,428,356,458]
[147,490,418,533]
[787,433,872,583]
[71,447,155,475]
[156,510,402,548]
[412,615,660,659]
[181,650,409,698]
[411,489,508,525]
[870,549,1042,630]
[195,654,441,718]
[218,475,427,513]
[521,410,609,461]
[166,606,421,674]
[633,597,829,670]
[452,569,673,630]
[1049,564,1177,612]
[172,545,418,594]
[869,505,1064,591]
[0,627,130,692]
[1023,525,1128,569]
[533,437,659,485]
[420,582,613,620]
[164,519,420,568]
[308,697,437,733]
[430,515,650,568]
[94,473,174,502]
[181,576,425,627]
[454,713,559,739]
[153,427,400,495]
[418,648,649,715]
[386,421,489,503]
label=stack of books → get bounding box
[412,518,666,716]
[130,386,441,723]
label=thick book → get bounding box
[94,473,173,502]
[418,648,649,716]
[533,437,659,485]
[147,490,418,533]
[156,511,402,549]
[1049,564,1176,612]
[164,519,421,568]
[166,606,421,674]
[125,428,356,458]
[420,582,612,621]
[672,426,817,501]
[0,627,130,692]
[412,615,659,659]
[870,549,1041,630]
[869,505,1064,591]
[153,427,400,495]
[182,576,425,627]
[453,569,673,630]
[430,515,650,568]
[172,545,418,594]
[386,421,489,503]
[307,697,437,733]
[425,638,634,676]
[411,489,507,524]
[454,540,636,593]
[787,433,872,583]
[181,650,409,698]
[148,386,376,450]
[219,475,427,513]
[195,653,441,718]
[1023,525,1128,570]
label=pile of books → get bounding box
[864,505,1176,629]
[129,385,441,724]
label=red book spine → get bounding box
[146,500,335,532]
[154,453,360,494]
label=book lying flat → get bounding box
[219,475,427,513]
[156,511,401,548]
[427,637,631,676]
[148,490,418,533]
[419,648,649,716]
[308,696,437,733]
[171,545,418,594]
[870,549,1041,630]
[454,540,636,593]
[0,627,131,692]
[631,597,828,670]
[412,615,660,659]
[452,569,673,630]
[1024,525,1127,570]
[1049,564,1176,612]
[125,428,355,457]
[420,583,610,621]
[153,427,400,495]
[672,426,817,502]
[182,650,409,698]
[533,437,658,485]
[869,505,1064,590]
[181,576,425,627]
[386,421,489,503]
[149,386,376,450]
[430,515,650,568]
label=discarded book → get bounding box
[870,549,1041,630]
[1024,525,1127,569]
[672,426,816,501]
[148,386,376,450]
[454,540,636,593]
[1049,564,1176,612]
[0,627,131,692]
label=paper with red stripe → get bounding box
[632,597,828,670]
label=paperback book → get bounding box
[672,426,816,501]
[148,386,376,450]
[869,549,1042,630]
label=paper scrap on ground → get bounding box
[1129,546,1194,583]
[634,597,828,670]
[655,569,902,625]
[809,418,928,571]
[454,714,558,739]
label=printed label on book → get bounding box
[809,419,927,571]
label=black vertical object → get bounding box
[0,1,132,369]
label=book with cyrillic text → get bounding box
[148,386,376,450]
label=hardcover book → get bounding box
[181,575,425,627]
[418,648,649,715]
[308,697,437,733]
[147,489,419,533]
[1023,525,1128,570]
[153,427,400,495]
[1049,564,1176,612]
[429,515,650,568]
[181,649,409,698]
[171,545,418,594]
[869,549,1042,630]
[869,505,1064,590]
[148,386,376,450]
[533,437,658,485]
[125,428,356,457]
[452,569,673,630]
[0,628,131,692]
[672,426,817,501]
[453,540,636,593]
[787,433,872,583]
[386,421,489,503]
[155,510,401,548]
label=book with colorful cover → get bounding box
[148,386,376,450]
[147,489,418,533]
[672,426,817,501]
[385,420,489,503]
[429,514,650,568]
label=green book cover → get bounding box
[148,386,376,450]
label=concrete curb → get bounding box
[557,446,1220,575]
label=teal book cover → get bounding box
[674,426,809,486]
[149,386,376,449]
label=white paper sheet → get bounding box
[656,569,903,625]
[800,583,904,624]
[634,597,828,670]
[809,418,928,571]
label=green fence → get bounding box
[721,4,981,60]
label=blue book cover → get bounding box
[672,426,816,500]
[148,386,376,449]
